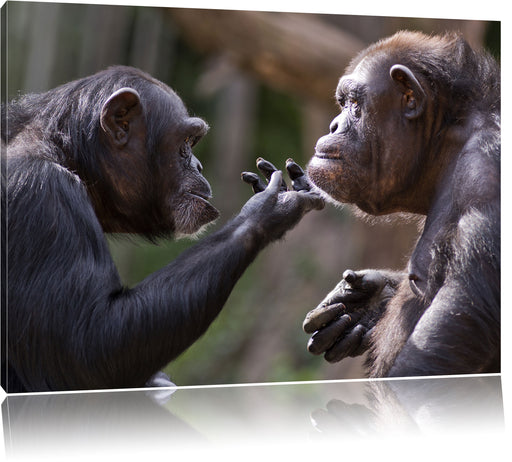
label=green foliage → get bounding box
[254,87,303,164]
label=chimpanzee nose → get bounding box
[191,155,203,174]
[329,113,349,135]
[329,118,339,134]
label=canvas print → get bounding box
[0,1,500,393]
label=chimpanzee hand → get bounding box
[303,269,403,362]
[239,158,324,242]
[242,157,313,193]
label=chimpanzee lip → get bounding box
[186,192,220,219]
[314,150,341,160]
[188,191,212,202]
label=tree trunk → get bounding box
[169,9,366,106]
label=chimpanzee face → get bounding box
[156,100,220,236]
[98,82,219,237]
[307,53,429,216]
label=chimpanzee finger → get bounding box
[241,171,267,193]
[265,170,284,196]
[324,324,366,363]
[352,327,373,356]
[341,269,387,295]
[256,157,288,191]
[256,157,277,179]
[307,313,357,355]
[286,158,310,191]
[303,302,344,334]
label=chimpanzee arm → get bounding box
[388,207,500,376]
[7,156,323,391]
[389,280,500,376]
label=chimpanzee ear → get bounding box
[390,64,426,119]
[100,88,143,148]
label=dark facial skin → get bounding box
[154,113,219,237]
[308,54,450,216]
[95,85,219,237]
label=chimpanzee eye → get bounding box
[180,135,200,158]
[349,97,362,117]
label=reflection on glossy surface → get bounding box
[1,375,505,460]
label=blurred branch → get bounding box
[168,9,366,105]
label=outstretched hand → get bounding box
[241,157,313,193]
[239,158,324,242]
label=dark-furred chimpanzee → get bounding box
[302,31,500,377]
[1,66,324,392]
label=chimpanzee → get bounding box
[1,65,324,392]
[302,31,500,377]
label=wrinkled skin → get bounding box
[303,269,403,363]
[241,157,324,241]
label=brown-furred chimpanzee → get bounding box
[1,66,324,392]
[302,31,500,377]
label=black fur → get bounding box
[1,66,324,392]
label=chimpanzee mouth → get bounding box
[314,150,342,160]
[187,191,212,203]
[181,191,220,225]
[187,191,219,215]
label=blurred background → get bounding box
[4,1,500,385]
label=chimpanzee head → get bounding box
[307,31,475,216]
[59,66,220,238]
